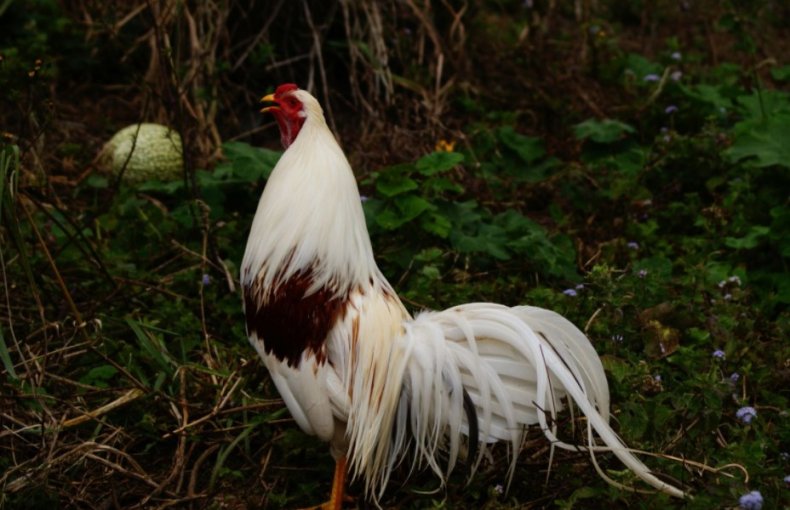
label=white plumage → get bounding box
[241,85,686,506]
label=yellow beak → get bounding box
[260,93,277,113]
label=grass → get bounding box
[1,1,789,508]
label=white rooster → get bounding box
[241,83,686,508]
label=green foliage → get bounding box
[363,148,576,290]
[574,118,636,143]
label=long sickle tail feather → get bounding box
[346,303,686,500]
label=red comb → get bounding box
[274,83,299,96]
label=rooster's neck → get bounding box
[242,109,379,300]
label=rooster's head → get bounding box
[260,83,307,149]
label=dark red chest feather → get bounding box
[243,269,348,368]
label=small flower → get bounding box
[718,279,727,288]
[360,195,369,203]
[783,474,790,486]
[729,372,740,383]
[712,349,725,359]
[637,269,648,278]
[627,241,639,250]
[612,334,624,343]
[665,105,678,114]
[728,275,742,286]
[736,406,757,424]
[494,483,504,495]
[670,70,683,81]
[201,274,211,286]
[575,283,585,290]
[563,288,578,297]
[670,51,682,61]
[643,73,660,82]
[435,139,456,152]
[781,452,790,461]
[654,374,662,382]
[738,490,763,510]
[724,293,732,301]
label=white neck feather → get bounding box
[241,90,378,296]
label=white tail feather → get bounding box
[346,302,685,500]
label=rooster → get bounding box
[241,83,686,509]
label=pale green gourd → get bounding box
[101,123,183,184]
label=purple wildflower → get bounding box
[494,483,504,495]
[724,293,733,301]
[712,349,725,359]
[637,269,648,278]
[738,490,763,510]
[728,275,742,286]
[201,274,211,286]
[643,73,660,82]
[665,105,678,114]
[783,474,790,486]
[670,51,682,61]
[575,283,585,290]
[627,241,639,250]
[670,70,683,81]
[563,288,578,297]
[654,374,662,382]
[360,195,369,203]
[736,406,757,424]
[730,372,740,383]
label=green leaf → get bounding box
[420,265,441,280]
[497,126,546,163]
[771,64,790,81]
[79,365,119,388]
[420,212,452,238]
[375,171,418,197]
[623,53,663,81]
[415,151,464,176]
[452,223,510,260]
[724,225,770,249]
[84,174,109,188]
[374,208,405,230]
[221,141,281,181]
[373,195,433,230]
[395,194,433,220]
[724,114,790,168]
[574,118,635,143]
[735,90,790,120]
[601,356,630,384]
[679,83,734,112]
[127,318,175,374]
[633,256,673,279]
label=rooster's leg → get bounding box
[298,456,348,510]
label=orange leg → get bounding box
[298,456,348,510]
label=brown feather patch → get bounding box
[244,268,348,368]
